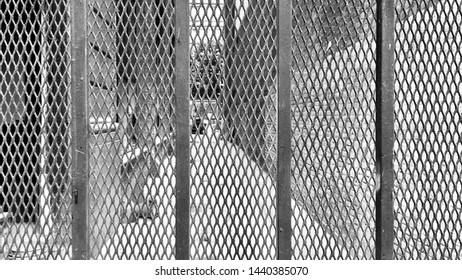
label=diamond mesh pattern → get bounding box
[88,0,176,259]
[291,0,376,259]
[3,0,462,261]
[394,0,462,260]
[0,0,72,259]
[189,0,277,259]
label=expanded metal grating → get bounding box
[1,0,462,260]
[188,0,278,260]
[291,0,377,259]
[394,0,462,260]
[87,0,176,259]
[0,0,72,259]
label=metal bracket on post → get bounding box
[71,0,89,260]
[277,0,293,260]
[376,0,395,260]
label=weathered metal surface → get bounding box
[376,0,395,260]
[71,0,89,260]
[175,0,191,260]
[277,0,293,260]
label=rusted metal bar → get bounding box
[277,0,292,260]
[70,0,89,260]
[174,0,191,260]
[376,0,395,260]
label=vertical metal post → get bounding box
[277,0,292,260]
[376,0,395,260]
[174,0,190,260]
[70,0,89,260]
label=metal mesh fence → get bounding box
[189,0,278,260]
[291,0,377,259]
[394,0,462,259]
[1,0,462,260]
[0,0,72,259]
[87,0,176,259]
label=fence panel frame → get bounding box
[70,0,89,260]
[174,0,191,260]
[375,0,395,260]
[276,0,293,260]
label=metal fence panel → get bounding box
[2,0,462,260]
[394,0,462,260]
[87,0,176,259]
[189,0,278,260]
[291,0,377,259]
[0,0,72,259]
